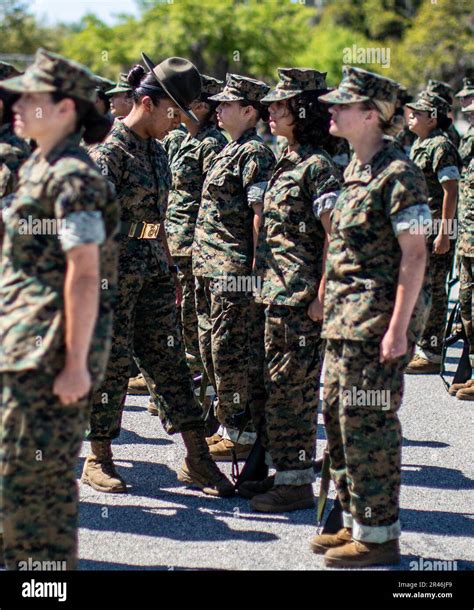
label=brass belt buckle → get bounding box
[128,222,138,238]
[139,222,159,239]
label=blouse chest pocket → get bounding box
[336,191,374,231]
[205,157,240,194]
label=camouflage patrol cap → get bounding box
[318,66,399,105]
[0,48,99,104]
[208,73,270,103]
[260,68,327,103]
[201,75,224,97]
[406,90,451,117]
[456,77,474,99]
[106,73,133,95]
[0,61,21,81]
[427,80,453,105]
[462,100,474,113]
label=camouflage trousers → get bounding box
[323,339,414,543]
[418,246,454,360]
[459,255,474,368]
[88,257,203,440]
[194,276,262,438]
[256,304,323,485]
[1,367,88,569]
[174,255,202,377]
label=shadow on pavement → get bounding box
[403,438,450,448]
[79,500,279,544]
[400,507,474,537]
[401,464,474,490]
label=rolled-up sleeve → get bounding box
[58,210,105,251]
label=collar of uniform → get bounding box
[183,122,217,147]
[45,131,83,164]
[423,127,445,142]
[235,126,258,145]
[279,142,316,166]
[344,140,394,185]
[114,118,151,151]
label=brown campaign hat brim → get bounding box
[141,52,199,123]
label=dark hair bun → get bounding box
[127,65,146,89]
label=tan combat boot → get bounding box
[178,428,235,497]
[324,539,400,568]
[147,399,159,416]
[206,432,223,446]
[448,379,474,396]
[237,475,275,499]
[127,373,149,395]
[209,438,253,462]
[405,355,439,375]
[81,441,128,493]
[310,527,352,554]
[250,484,315,513]
[456,382,474,401]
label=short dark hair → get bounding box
[286,90,338,155]
[238,99,270,123]
[51,91,112,145]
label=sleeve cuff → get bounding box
[437,166,460,183]
[312,190,340,219]
[391,203,432,236]
[58,210,105,252]
[247,181,268,207]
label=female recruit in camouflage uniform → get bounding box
[405,90,461,373]
[83,57,233,498]
[239,69,341,513]
[165,75,228,378]
[449,100,474,400]
[312,66,431,567]
[0,62,31,245]
[0,49,117,569]
[192,74,276,459]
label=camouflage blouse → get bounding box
[410,128,461,222]
[192,127,275,277]
[0,133,118,375]
[165,123,228,257]
[323,141,431,342]
[89,119,171,274]
[457,158,474,257]
[256,143,340,307]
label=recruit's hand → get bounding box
[379,328,408,362]
[433,232,450,255]
[53,365,91,406]
[307,296,324,322]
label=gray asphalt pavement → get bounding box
[77,321,474,571]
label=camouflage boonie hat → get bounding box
[427,80,453,105]
[318,66,399,105]
[406,90,450,117]
[462,100,474,113]
[208,73,270,103]
[201,75,224,97]
[106,73,132,95]
[0,61,21,81]
[260,68,327,103]
[0,48,99,104]
[456,77,474,99]
[93,74,116,95]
